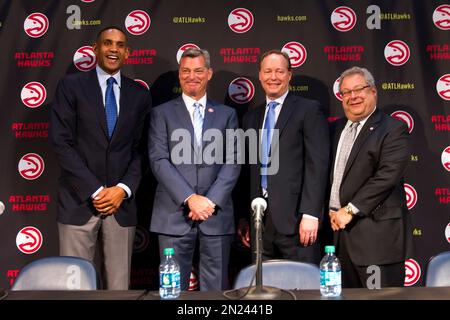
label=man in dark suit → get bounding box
[50,26,151,289]
[329,66,411,288]
[149,48,240,291]
[238,50,330,264]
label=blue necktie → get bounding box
[261,101,278,191]
[105,77,118,138]
[193,102,204,147]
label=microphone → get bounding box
[231,197,280,299]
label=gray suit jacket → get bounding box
[149,96,240,236]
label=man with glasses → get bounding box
[149,48,240,291]
[329,66,411,288]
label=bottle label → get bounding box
[160,272,180,288]
[320,270,342,286]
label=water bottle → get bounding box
[320,245,342,297]
[159,247,181,299]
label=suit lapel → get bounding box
[343,109,382,178]
[201,99,217,149]
[174,97,196,149]
[84,70,108,139]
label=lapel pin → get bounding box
[370,127,374,131]
[208,108,214,113]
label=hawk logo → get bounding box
[404,183,417,210]
[21,82,47,108]
[384,40,410,66]
[436,74,450,101]
[16,226,43,254]
[441,146,450,172]
[445,223,450,244]
[281,42,307,68]
[333,78,342,101]
[73,46,96,72]
[125,10,151,35]
[18,153,45,180]
[433,5,450,30]
[331,6,357,32]
[133,226,150,253]
[134,79,150,90]
[404,259,421,286]
[24,13,49,38]
[176,43,200,64]
[228,8,254,33]
[391,110,414,134]
[228,77,255,104]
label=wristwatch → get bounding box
[344,204,355,216]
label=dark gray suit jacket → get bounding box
[50,69,151,227]
[149,96,240,236]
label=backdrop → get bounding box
[0,0,449,289]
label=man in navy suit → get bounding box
[50,26,151,289]
[328,66,411,288]
[238,50,330,264]
[149,48,240,291]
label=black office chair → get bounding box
[233,259,320,290]
[11,256,99,290]
[425,251,450,287]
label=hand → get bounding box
[93,186,126,216]
[299,217,318,246]
[329,210,340,231]
[237,218,250,248]
[187,195,215,221]
[333,208,353,230]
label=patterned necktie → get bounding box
[193,102,204,147]
[105,77,118,138]
[261,101,279,191]
[329,121,360,209]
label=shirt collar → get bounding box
[265,90,289,107]
[182,93,207,109]
[96,65,121,88]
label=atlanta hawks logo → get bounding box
[404,259,421,286]
[18,153,45,180]
[281,42,307,68]
[433,5,450,30]
[404,183,417,210]
[436,74,450,101]
[333,78,342,101]
[16,226,43,254]
[133,226,150,253]
[228,8,254,33]
[176,43,200,64]
[391,110,414,134]
[125,10,151,35]
[331,6,357,32]
[228,77,255,104]
[384,40,410,66]
[441,146,450,172]
[24,13,49,38]
[21,82,47,108]
[445,223,450,244]
[73,46,97,72]
[134,79,150,90]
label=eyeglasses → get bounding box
[340,85,371,98]
[180,68,208,76]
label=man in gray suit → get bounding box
[149,48,240,291]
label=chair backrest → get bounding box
[11,256,98,290]
[425,251,450,287]
[233,259,320,290]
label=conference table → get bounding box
[3,286,450,300]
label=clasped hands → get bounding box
[93,186,126,216]
[329,207,353,231]
[187,194,215,221]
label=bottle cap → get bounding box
[163,247,175,256]
[324,245,335,253]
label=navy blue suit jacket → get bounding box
[149,96,240,236]
[50,69,151,227]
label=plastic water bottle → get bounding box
[320,245,342,297]
[159,247,181,299]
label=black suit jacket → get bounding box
[243,93,330,235]
[331,108,411,266]
[50,69,151,226]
